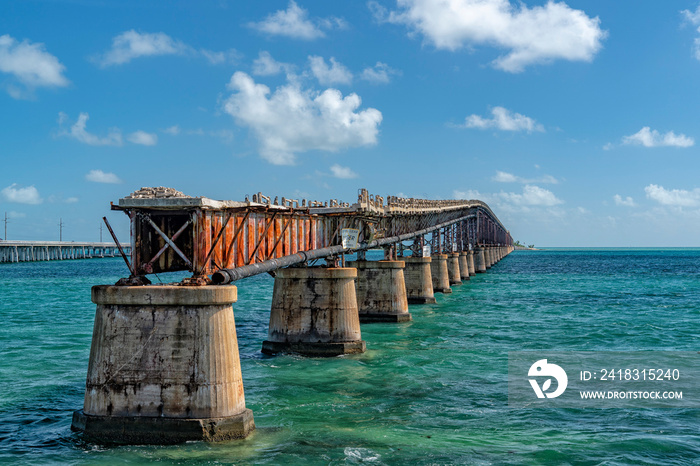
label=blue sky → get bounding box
[2,0,700,247]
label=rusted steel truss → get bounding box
[112,188,512,281]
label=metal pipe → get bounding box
[211,213,476,284]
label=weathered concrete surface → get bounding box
[485,248,493,269]
[475,248,487,273]
[447,253,462,286]
[402,257,437,304]
[430,254,452,294]
[262,267,365,356]
[458,252,470,281]
[467,250,476,276]
[347,260,411,323]
[72,285,254,444]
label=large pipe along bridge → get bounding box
[72,187,514,444]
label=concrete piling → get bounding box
[71,285,254,444]
[475,248,487,273]
[262,267,366,356]
[402,256,437,304]
[467,250,476,276]
[347,260,411,323]
[458,252,470,281]
[447,253,462,286]
[430,254,452,294]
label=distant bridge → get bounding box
[0,241,131,263]
[112,187,512,283]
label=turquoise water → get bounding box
[1,249,699,464]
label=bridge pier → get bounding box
[475,248,487,273]
[485,248,493,269]
[430,254,452,294]
[347,260,411,323]
[71,285,254,444]
[458,252,470,281]
[402,257,436,304]
[262,267,366,356]
[467,250,476,276]
[447,253,462,286]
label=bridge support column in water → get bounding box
[402,257,436,304]
[485,248,493,269]
[71,285,254,444]
[475,248,487,273]
[347,260,411,323]
[458,252,471,281]
[447,253,462,286]
[262,267,366,356]
[467,250,476,276]
[430,254,452,294]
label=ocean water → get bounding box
[1,249,699,465]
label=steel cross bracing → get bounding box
[112,188,512,284]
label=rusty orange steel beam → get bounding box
[111,187,512,280]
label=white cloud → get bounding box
[163,125,180,135]
[462,107,544,132]
[1,184,42,205]
[360,62,400,84]
[492,170,558,184]
[127,130,158,146]
[493,171,518,183]
[498,185,563,206]
[613,194,635,207]
[97,30,188,66]
[645,184,700,207]
[95,30,235,67]
[252,51,293,76]
[249,1,346,40]
[385,0,606,72]
[0,34,69,98]
[308,56,353,85]
[329,164,358,179]
[59,112,123,146]
[85,169,122,184]
[223,71,382,165]
[682,6,700,60]
[622,127,694,148]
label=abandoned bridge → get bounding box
[72,186,514,444]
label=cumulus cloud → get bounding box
[1,184,42,204]
[621,127,694,148]
[0,34,69,98]
[613,194,635,207]
[127,130,158,146]
[308,56,353,85]
[498,184,563,206]
[383,0,606,72]
[252,51,293,76]
[492,171,558,184]
[645,184,700,207]
[59,112,123,146]
[85,169,122,184]
[330,164,358,179]
[682,5,700,60]
[360,62,400,84]
[462,107,544,132]
[95,30,236,67]
[249,1,346,40]
[223,71,382,165]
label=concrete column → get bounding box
[447,253,462,286]
[474,248,487,273]
[430,254,452,294]
[262,267,366,356]
[467,250,476,276]
[347,260,411,323]
[71,285,254,444]
[458,252,470,281]
[485,248,492,269]
[402,257,436,304]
